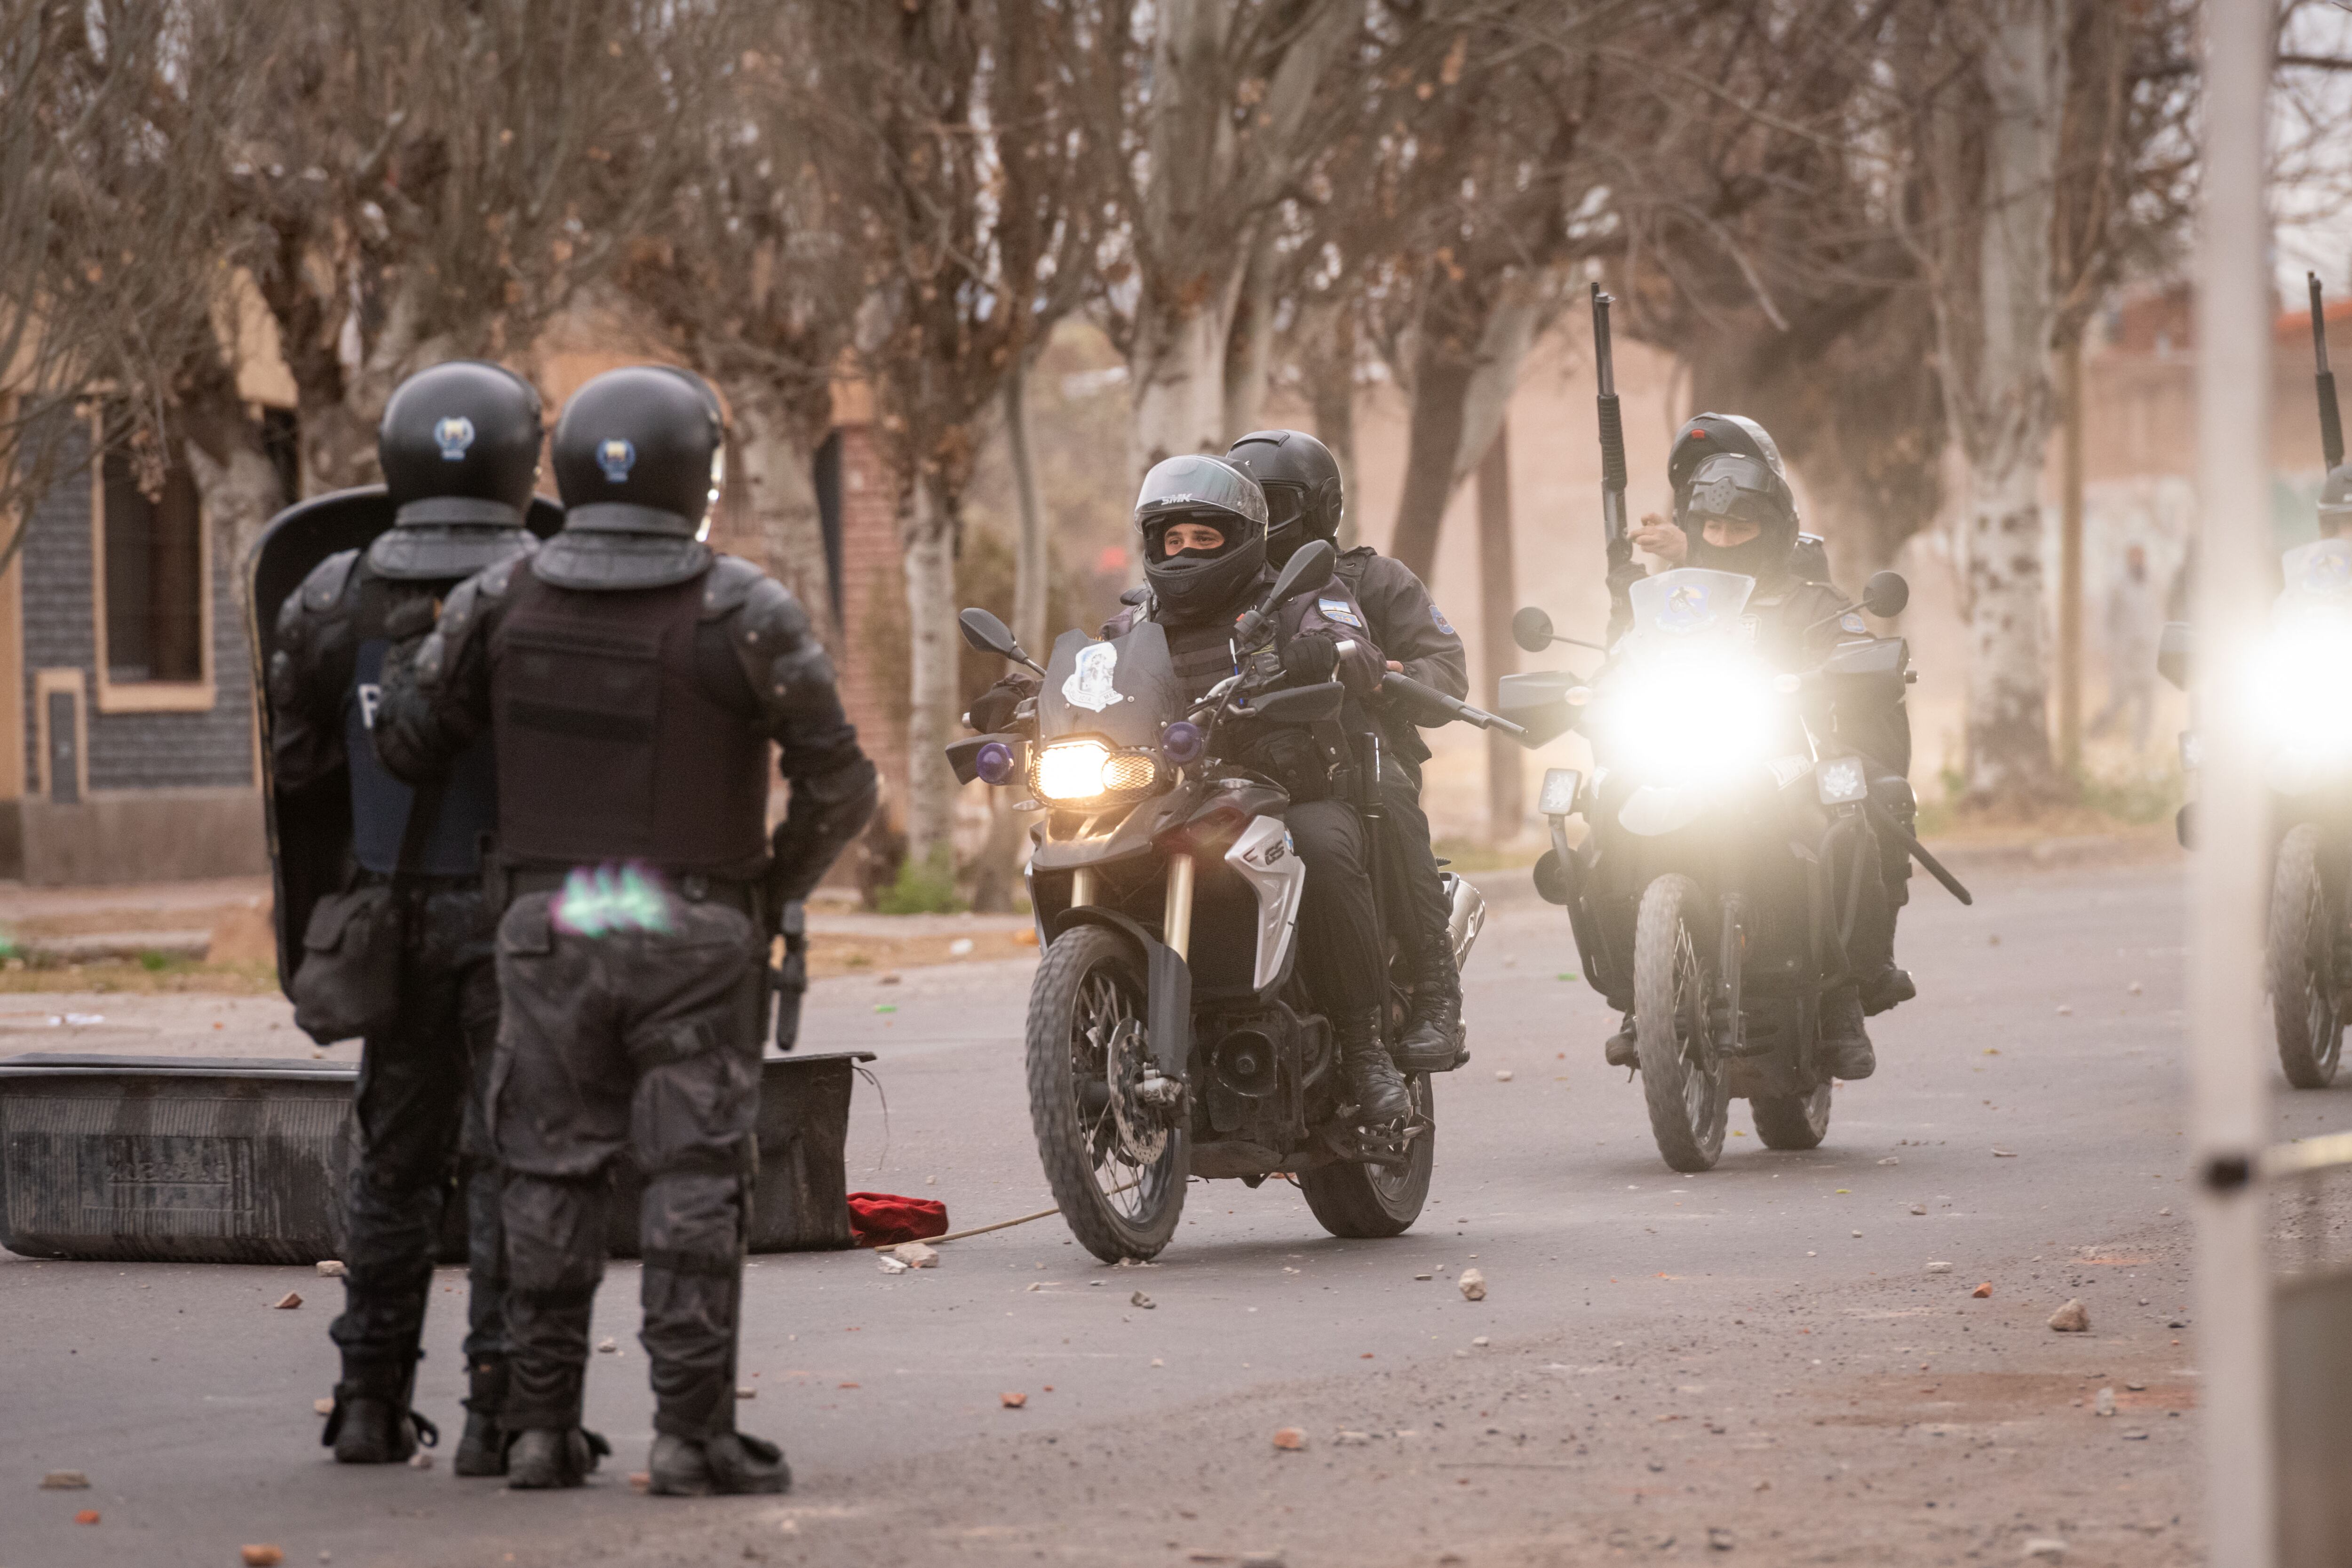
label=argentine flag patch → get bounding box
[1317,597,1364,629]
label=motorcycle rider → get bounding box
[264,360,545,1472]
[968,454,1414,1125]
[1607,416,1914,1081]
[1224,429,1470,1071]
[373,365,879,1495]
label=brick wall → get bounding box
[830,423,908,820]
[19,422,256,794]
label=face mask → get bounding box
[1685,522,1787,583]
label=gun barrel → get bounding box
[2315,273,2344,472]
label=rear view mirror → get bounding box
[1862,571,1909,620]
[1511,605,1556,653]
[959,607,1043,674]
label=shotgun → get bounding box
[1591,282,1629,570]
[2314,271,2344,473]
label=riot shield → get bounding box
[246,486,562,994]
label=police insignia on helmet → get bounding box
[597,438,637,483]
[434,416,476,461]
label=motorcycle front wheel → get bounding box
[1750,1080,1833,1150]
[1299,1072,1435,1238]
[2271,822,2344,1089]
[1026,923,1188,1260]
[1633,873,1730,1172]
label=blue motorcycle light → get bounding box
[1160,720,1205,765]
[976,740,1017,785]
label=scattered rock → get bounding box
[1458,1268,1487,1302]
[736,1387,756,1400]
[273,1292,302,1310]
[597,1337,619,1353]
[2020,1540,2067,1562]
[1879,1156,1900,1166]
[313,1397,334,1416]
[1926,1261,1954,1274]
[878,1255,910,1275]
[1001,1392,1028,1409]
[2056,1005,2072,1016]
[1494,1069,1513,1082]
[1752,1479,1771,1493]
[40,1471,89,1489]
[1707,1527,1735,1552]
[2049,1298,2090,1333]
[2122,1429,2149,1441]
[2159,1207,2172,1217]
[947,938,975,956]
[1993,1149,2017,1158]
[878,972,902,985]
[925,1175,938,1186]
[315,1260,346,1278]
[1471,1336,1490,1347]
[2167,1318,2187,1329]
[1911,1205,1928,1216]
[1851,1230,1863,1238]
[1971,1282,1993,1299]
[2094,1387,2116,1417]
[1013,927,1040,947]
[408,1451,433,1470]
[1272,1427,1307,1450]
[893,1241,939,1267]
[1151,1358,1164,1367]
[628,1471,651,1491]
[2125,1381,2147,1392]
[1238,1555,1286,1568]
[1131,1291,1155,1309]
[1025,1281,1041,1291]
[1333,1431,1371,1445]
[74,1510,100,1525]
[2128,982,2143,995]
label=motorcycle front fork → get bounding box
[1712,889,1746,1054]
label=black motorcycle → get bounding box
[1497,566,1968,1173]
[947,541,1517,1259]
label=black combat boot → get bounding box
[323,1361,437,1465]
[1337,1007,1414,1125]
[1395,939,1466,1072]
[505,1426,610,1491]
[453,1359,509,1477]
[1821,989,1876,1081]
[1861,967,1916,1017]
[648,1431,792,1497]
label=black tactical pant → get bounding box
[1379,755,1453,966]
[490,890,765,1441]
[329,884,507,1398]
[1287,800,1385,1012]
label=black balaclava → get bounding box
[1135,454,1271,623]
[1680,452,1798,586]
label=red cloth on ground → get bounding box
[847,1191,949,1247]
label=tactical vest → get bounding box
[344,575,498,876]
[490,563,770,874]
[1109,597,1239,703]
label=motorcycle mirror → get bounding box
[1266,538,1337,607]
[1511,605,1556,654]
[1861,571,1909,620]
[959,607,1044,673]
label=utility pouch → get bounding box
[290,775,449,1045]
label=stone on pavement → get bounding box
[2049,1299,2090,1332]
[1458,1268,1486,1301]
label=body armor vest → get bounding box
[490,563,770,874]
[345,575,498,875]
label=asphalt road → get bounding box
[0,854,2305,1567]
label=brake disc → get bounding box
[1105,1017,1172,1164]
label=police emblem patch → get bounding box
[434,415,476,461]
[1317,597,1364,629]
[1430,604,1455,636]
[1658,581,1710,632]
[597,438,637,483]
[1062,641,1127,712]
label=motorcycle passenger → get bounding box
[1606,424,1915,1082]
[266,359,544,1472]
[374,365,878,1495]
[968,454,1413,1125]
[1225,429,1470,1071]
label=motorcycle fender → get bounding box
[1051,906,1192,1077]
[1619,784,1704,838]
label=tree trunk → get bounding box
[734,393,839,653]
[900,478,961,868]
[1388,345,1471,584]
[1963,455,2056,804]
[1222,228,1280,442]
[1004,361,1050,659]
[1128,272,1245,484]
[2055,331,2084,775]
[177,370,286,627]
[1301,302,1360,549]
[1477,421,1522,845]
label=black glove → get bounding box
[965,674,1038,734]
[1280,632,1339,685]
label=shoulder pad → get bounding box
[479,554,524,599]
[298,549,360,614]
[1340,544,1377,561]
[698,554,770,621]
[433,568,504,654]
[734,574,814,657]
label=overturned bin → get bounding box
[0,1051,874,1265]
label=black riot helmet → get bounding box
[1668,412,1788,524]
[1134,454,1271,623]
[2322,463,2352,538]
[370,360,545,580]
[1680,451,1800,584]
[551,365,726,539]
[1225,428,1343,566]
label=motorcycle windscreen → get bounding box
[1038,621,1183,748]
[1627,568,1756,641]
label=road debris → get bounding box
[2049,1299,2090,1332]
[2020,1540,2067,1561]
[948,938,976,956]
[1458,1268,1487,1302]
[1494,1069,1513,1082]
[40,1470,89,1489]
[316,1260,346,1278]
[1272,1427,1306,1450]
[408,1451,433,1469]
[1415,1272,1433,1281]
[878,1255,910,1274]
[273,1292,302,1310]
[313,1398,334,1415]
[1707,1527,1735,1551]
[2094,1387,2115,1416]
[1911,1205,1928,1216]
[1971,1282,1993,1299]
[1001,1392,1027,1409]
[1333,1431,1371,1445]
[74,1510,99,1525]
[1993,1149,2017,1158]
[1132,1291,1155,1308]
[1879,1156,1900,1166]
[1926,1261,1954,1274]
[893,1241,939,1267]
[736,1387,756,1400]
[2122,1429,2149,1441]
[597,1337,619,1353]
[1472,1336,1490,1347]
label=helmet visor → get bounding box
[1134,454,1270,531]
[1684,454,1790,533]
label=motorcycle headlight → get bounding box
[1029,740,1164,805]
[1595,654,1780,785]
[2249,613,2352,765]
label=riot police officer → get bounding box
[1225,429,1470,1070]
[375,365,877,1495]
[262,360,547,1472]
